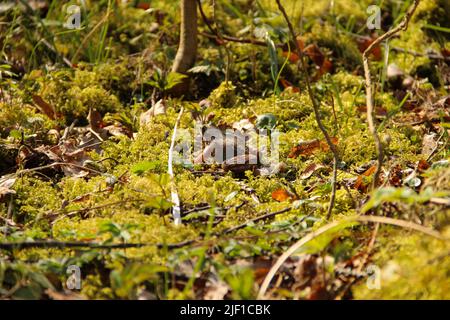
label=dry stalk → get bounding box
[275,0,339,219]
[258,214,444,299]
[363,0,421,190]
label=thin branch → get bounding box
[222,207,292,234]
[72,8,112,63]
[257,214,445,299]
[335,222,379,300]
[275,0,339,219]
[0,240,148,251]
[363,0,421,190]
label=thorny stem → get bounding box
[363,0,421,190]
[275,0,339,219]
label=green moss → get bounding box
[209,81,238,108]
[354,227,450,300]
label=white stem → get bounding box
[168,107,184,225]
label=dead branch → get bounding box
[363,0,421,190]
[275,0,339,219]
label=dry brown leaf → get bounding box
[288,137,338,159]
[304,44,325,67]
[417,159,430,172]
[300,163,326,179]
[357,37,382,61]
[32,95,56,120]
[354,165,377,192]
[279,78,300,93]
[271,188,297,202]
[421,133,438,158]
[140,99,167,126]
[356,105,387,116]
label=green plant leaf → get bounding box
[255,113,277,130]
[164,72,188,90]
[131,161,159,175]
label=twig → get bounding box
[72,8,112,63]
[200,31,284,47]
[49,199,147,224]
[222,207,292,234]
[257,214,444,299]
[168,107,184,225]
[0,240,149,251]
[197,0,220,38]
[391,46,450,61]
[335,222,379,300]
[362,0,421,190]
[275,0,339,219]
[14,162,104,177]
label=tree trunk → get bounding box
[171,0,198,74]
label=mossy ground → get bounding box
[0,0,449,299]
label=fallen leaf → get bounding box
[317,58,333,78]
[288,137,338,159]
[136,2,151,10]
[417,159,430,172]
[357,37,382,61]
[304,44,325,67]
[421,133,438,158]
[279,78,300,93]
[32,95,56,120]
[140,99,167,126]
[271,188,297,202]
[282,51,300,63]
[204,280,229,300]
[354,165,377,192]
[88,108,105,132]
[356,105,387,116]
[281,37,304,63]
[301,163,326,179]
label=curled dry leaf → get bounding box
[300,163,326,179]
[303,44,325,67]
[417,159,430,173]
[421,133,438,158]
[288,137,338,159]
[357,37,382,60]
[32,95,56,120]
[356,105,387,116]
[271,188,298,202]
[354,165,377,192]
[281,37,304,63]
[279,78,300,93]
[140,99,167,126]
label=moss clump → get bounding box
[353,228,450,300]
[209,81,238,108]
[13,177,61,226]
[35,64,129,125]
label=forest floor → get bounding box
[0,0,449,299]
